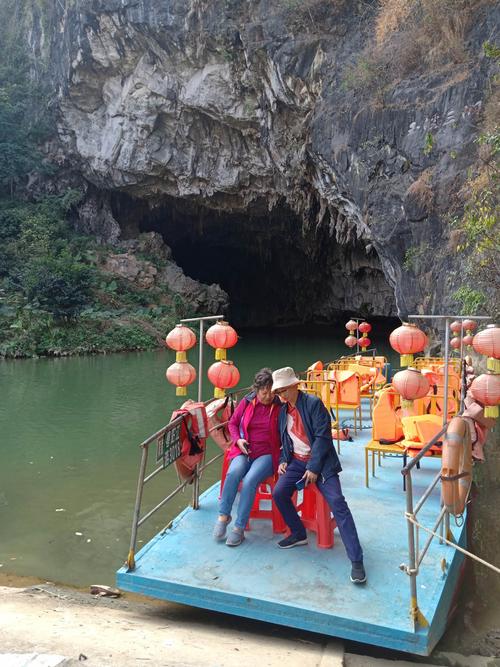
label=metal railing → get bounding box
[399,314,495,627]
[401,417,500,628]
[125,387,249,571]
[400,426,448,628]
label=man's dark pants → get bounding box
[273,458,363,562]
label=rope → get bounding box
[405,512,500,575]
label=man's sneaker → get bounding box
[350,561,366,584]
[277,534,308,549]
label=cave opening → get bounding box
[110,192,397,328]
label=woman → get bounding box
[213,368,281,547]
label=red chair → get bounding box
[219,452,336,545]
[219,450,286,534]
[219,449,231,497]
[293,484,336,549]
[248,477,287,534]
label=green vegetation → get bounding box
[0,195,188,357]
[403,243,431,272]
[0,10,190,358]
[423,133,434,156]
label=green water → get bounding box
[0,325,397,587]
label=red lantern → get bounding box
[206,321,238,360]
[450,321,462,334]
[389,323,428,367]
[473,325,500,373]
[358,336,371,348]
[345,320,358,333]
[166,362,196,396]
[357,321,372,349]
[165,324,196,362]
[208,360,240,398]
[392,368,430,409]
[470,373,500,419]
[450,337,461,350]
[345,335,357,348]
[462,319,478,334]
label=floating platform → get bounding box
[117,419,466,656]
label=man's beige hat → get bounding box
[272,367,300,392]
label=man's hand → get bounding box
[302,470,318,486]
[236,439,249,455]
[278,462,288,475]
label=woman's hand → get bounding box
[236,439,250,455]
[278,462,288,475]
[302,470,318,486]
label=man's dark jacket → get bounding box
[278,391,342,480]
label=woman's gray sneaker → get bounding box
[226,528,244,547]
[213,517,231,541]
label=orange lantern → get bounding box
[166,362,196,396]
[473,324,500,373]
[345,335,357,348]
[208,360,240,398]
[206,321,238,360]
[470,373,500,419]
[392,368,430,409]
[462,334,474,348]
[462,319,478,335]
[165,324,196,362]
[389,322,428,367]
[450,321,461,354]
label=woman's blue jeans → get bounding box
[219,454,273,530]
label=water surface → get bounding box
[0,324,396,586]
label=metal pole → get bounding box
[405,472,420,628]
[198,320,204,402]
[191,320,204,510]
[443,317,450,427]
[179,314,225,510]
[126,444,149,570]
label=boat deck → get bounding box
[117,410,466,656]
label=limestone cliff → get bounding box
[27,0,499,324]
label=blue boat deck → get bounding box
[117,409,466,656]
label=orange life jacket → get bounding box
[170,400,209,481]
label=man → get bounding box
[271,367,366,584]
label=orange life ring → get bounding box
[441,416,472,516]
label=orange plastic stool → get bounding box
[294,484,336,549]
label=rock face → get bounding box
[32,0,498,324]
[102,232,229,315]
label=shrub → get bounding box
[346,0,492,95]
[20,254,94,320]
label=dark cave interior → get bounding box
[109,192,397,327]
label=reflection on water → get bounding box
[0,324,397,586]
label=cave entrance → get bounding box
[110,193,396,327]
